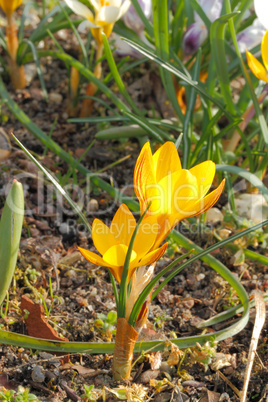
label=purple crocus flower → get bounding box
[183,0,223,55]
[115,0,152,58]
[237,18,266,53]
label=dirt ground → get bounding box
[0,24,268,401]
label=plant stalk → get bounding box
[80,43,104,117]
[112,318,138,380]
[6,15,26,89]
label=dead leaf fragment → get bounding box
[61,363,106,378]
[21,295,68,342]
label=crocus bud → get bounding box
[183,22,208,55]
[183,0,223,55]
[123,0,152,35]
[0,0,23,18]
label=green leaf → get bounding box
[0,180,24,306]
[121,37,235,120]
[210,12,239,114]
[216,164,268,202]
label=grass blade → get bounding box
[12,135,92,234]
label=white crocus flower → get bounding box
[254,0,268,29]
[65,0,131,43]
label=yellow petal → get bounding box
[78,245,122,283]
[152,142,182,182]
[92,218,115,255]
[246,50,268,83]
[103,243,137,267]
[189,160,215,199]
[137,242,168,268]
[261,29,268,72]
[153,214,178,249]
[170,169,198,217]
[110,204,136,246]
[187,179,225,217]
[78,246,107,267]
[133,215,159,258]
[134,142,155,214]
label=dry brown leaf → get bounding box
[240,291,266,402]
[61,363,105,378]
[21,295,69,343]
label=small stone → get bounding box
[140,369,160,384]
[230,193,268,223]
[160,361,176,375]
[31,366,45,383]
[87,199,99,213]
[206,208,224,225]
[49,92,63,104]
[196,273,205,281]
[219,228,232,239]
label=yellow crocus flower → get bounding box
[78,204,167,284]
[246,29,268,83]
[0,0,22,18]
[134,142,225,248]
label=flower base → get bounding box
[112,318,138,381]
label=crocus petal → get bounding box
[96,5,121,23]
[169,169,198,216]
[133,215,159,258]
[123,0,152,33]
[65,0,94,20]
[110,204,136,246]
[152,141,182,182]
[183,22,208,55]
[78,246,107,267]
[246,50,268,83]
[118,0,131,18]
[189,160,215,199]
[196,0,223,23]
[0,0,23,15]
[92,219,115,255]
[89,0,101,11]
[137,242,168,267]
[237,19,266,53]
[254,0,268,30]
[108,0,122,6]
[78,20,99,31]
[134,142,155,213]
[103,244,137,267]
[261,29,268,72]
[187,179,225,217]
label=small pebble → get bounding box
[87,199,99,212]
[206,208,224,225]
[140,369,160,384]
[49,92,63,104]
[31,366,45,383]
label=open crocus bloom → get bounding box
[134,142,225,248]
[78,204,167,283]
[254,0,268,31]
[246,29,268,83]
[64,0,131,43]
[0,0,23,17]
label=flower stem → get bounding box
[6,15,26,90]
[112,317,138,380]
[80,43,104,117]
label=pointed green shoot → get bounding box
[0,179,24,306]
